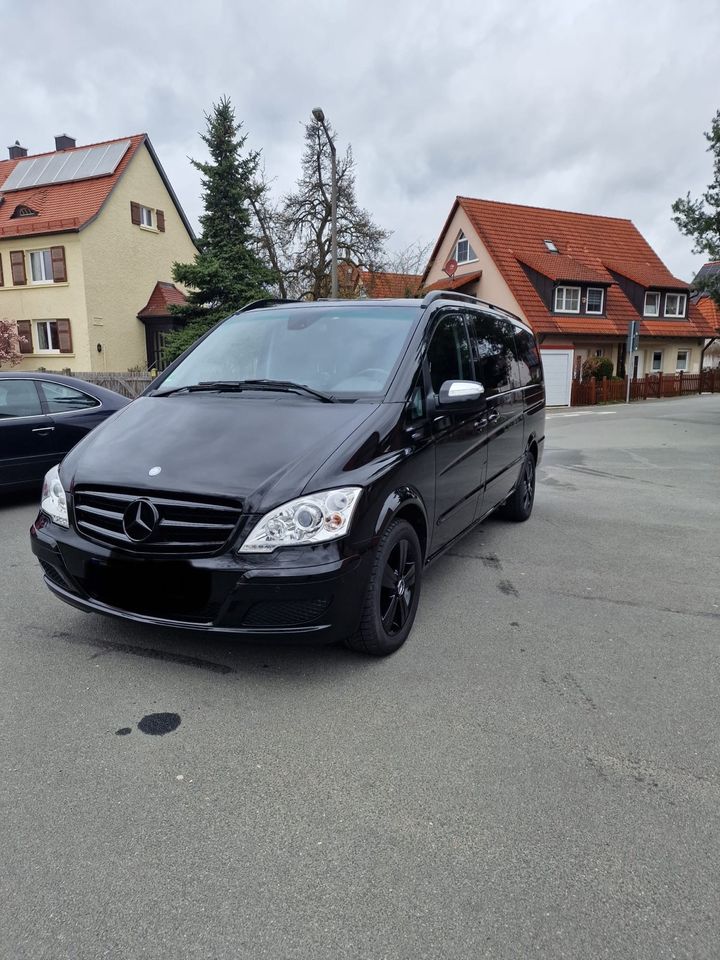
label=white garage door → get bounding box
[540,349,574,406]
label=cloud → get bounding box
[4,0,719,279]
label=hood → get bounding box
[61,393,379,511]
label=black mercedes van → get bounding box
[31,292,545,655]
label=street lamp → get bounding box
[312,107,338,298]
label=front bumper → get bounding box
[30,514,369,641]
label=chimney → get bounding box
[8,141,28,160]
[54,134,76,151]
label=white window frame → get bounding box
[454,231,477,265]
[34,319,60,353]
[554,286,581,313]
[140,206,154,228]
[585,287,604,315]
[644,291,660,317]
[543,239,558,253]
[28,248,53,284]
[664,293,687,318]
[651,350,663,372]
[676,350,689,371]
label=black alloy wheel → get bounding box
[344,518,423,656]
[501,451,536,522]
[380,536,417,636]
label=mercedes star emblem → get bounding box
[122,498,160,542]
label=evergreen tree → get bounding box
[672,109,720,305]
[164,97,276,362]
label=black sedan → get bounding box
[0,372,128,492]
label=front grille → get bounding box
[72,486,242,556]
[241,598,330,627]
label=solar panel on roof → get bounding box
[1,139,131,192]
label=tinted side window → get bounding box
[426,314,473,395]
[40,381,100,413]
[514,328,543,386]
[0,379,43,419]
[406,371,425,422]
[468,312,516,395]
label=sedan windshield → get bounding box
[157,305,421,399]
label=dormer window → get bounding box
[454,231,477,264]
[10,204,38,219]
[585,288,604,314]
[543,239,559,253]
[644,291,660,317]
[554,286,580,313]
[664,293,686,318]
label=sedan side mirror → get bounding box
[438,379,485,407]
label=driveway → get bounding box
[1,394,719,959]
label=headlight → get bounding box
[239,487,362,553]
[41,464,69,528]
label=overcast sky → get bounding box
[5,0,719,280]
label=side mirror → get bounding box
[438,379,485,407]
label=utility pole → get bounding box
[311,107,338,298]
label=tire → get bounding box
[344,518,423,656]
[501,451,536,522]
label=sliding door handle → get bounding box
[32,426,55,435]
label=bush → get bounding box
[582,356,614,380]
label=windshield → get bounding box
[157,305,420,399]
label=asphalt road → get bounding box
[1,394,719,960]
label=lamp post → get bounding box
[312,107,338,298]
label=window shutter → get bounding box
[57,319,73,354]
[50,246,67,283]
[130,201,141,225]
[156,209,165,232]
[0,253,4,286]
[10,251,27,285]
[17,320,33,354]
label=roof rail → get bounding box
[420,289,529,327]
[421,290,487,309]
[237,298,302,312]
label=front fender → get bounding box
[372,485,429,547]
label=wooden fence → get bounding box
[57,371,155,398]
[571,369,720,406]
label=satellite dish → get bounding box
[443,258,458,278]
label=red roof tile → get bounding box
[603,259,687,288]
[696,295,720,331]
[0,135,145,238]
[426,197,716,339]
[424,268,483,292]
[358,270,423,298]
[516,252,609,284]
[137,281,187,318]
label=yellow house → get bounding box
[0,133,197,372]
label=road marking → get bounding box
[547,410,617,419]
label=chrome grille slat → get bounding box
[72,486,243,556]
[158,519,235,531]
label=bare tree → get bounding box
[0,319,25,368]
[279,120,389,300]
[382,239,433,278]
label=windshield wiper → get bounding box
[153,379,334,402]
[238,379,334,402]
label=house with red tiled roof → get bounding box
[422,197,717,404]
[0,133,196,371]
[338,265,422,299]
[693,261,720,368]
